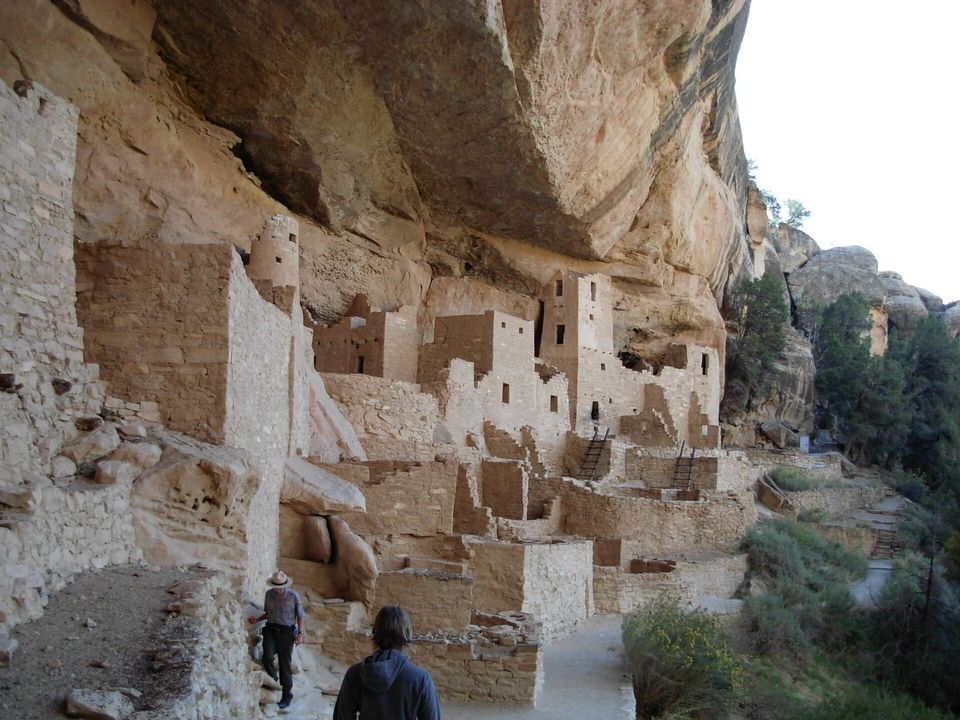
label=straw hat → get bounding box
[267,570,292,588]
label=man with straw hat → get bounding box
[249,570,305,710]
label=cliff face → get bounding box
[0,0,753,362]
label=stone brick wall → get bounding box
[0,480,141,629]
[468,539,593,642]
[326,460,457,536]
[593,554,746,614]
[521,540,593,641]
[313,305,419,383]
[0,81,99,479]
[170,573,260,720]
[787,485,889,516]
[310,597,543,706]
[225,253,293,590]
[419,314,495,383]
[374,569,474,632]
[408,637,542,705]
[481,459,528,520]
[321,373,441,460]
[536,476,757,555]
[77,242,232,444]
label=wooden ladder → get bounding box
[673,442,696,489]
[577,428,609,481]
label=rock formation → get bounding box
[7,0,922,714]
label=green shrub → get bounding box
[869,551,960,711]
[742,519,867,657]
[887,467,928,502]
[622,597,742,719]
[743,593,811,659]
[770,466,818,491]
[797,508,829,524]
[792,684,955,720]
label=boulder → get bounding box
[328,516,377,604]
[915,286,944,314]
[0,483,41,511]
[759,420,800,449]
[65,689,135,720]
[307,374,366,464]
[131,431,260,571]
[281,457,366,515]
[303,516,332,564]
[787,246,887,331]
[61,424,121,464]
[772,223,820,273]
[107,442,162,471]
[259,688,282,706]
[741,326,815,436]
[880,271,928,334]
[94,460,139,486]
[942,303,960,338]
[52,455,78,478]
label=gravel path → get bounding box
[0,564,200,718]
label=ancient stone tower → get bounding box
[247,214,300,291]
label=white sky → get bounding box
[735,0,960,303]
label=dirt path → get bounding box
[443,614,634,720]
[0,564,199,718]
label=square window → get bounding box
[601,363,606,371]
[501,321,506,328]
[519,327,524,334]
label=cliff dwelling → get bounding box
[1,1,942,719]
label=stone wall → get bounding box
[537,477,756,555]
[407,636,542,705]
[77,242,232,444]
[520,540,594,642]
[309,598,543,706]
[374,569,474,632]
[168,573,260,719]
[482,460,529,520]
[225,252,295,591]
[0,479,140,629]
[313,304,419,383]
[326,460,457,536]
[787,485,889,516]
[321,373,441,460]
[468,539,593,642]
[593,554,747,614]
[0,81,99,479]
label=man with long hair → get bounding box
[333,605,440,719]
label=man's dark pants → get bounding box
[262,624,296,700]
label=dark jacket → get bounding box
[333,649,440,720]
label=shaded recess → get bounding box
[153,0,752,262]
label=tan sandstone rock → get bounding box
[328,516,378,605]
[65,688,135,720]
[304,516,333,564]
[107,442,162,472]
[281,457,366,515]
[61,424,121,464]
[94,460,138,486]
